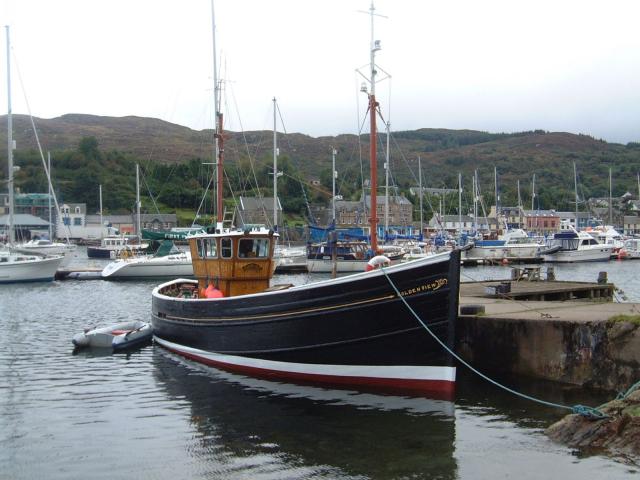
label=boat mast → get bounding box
[609,167,613,225]
[458,172,462,236]
[332,147,337,225]
[573,162,578,227]
[384,120,390,241]
[517,179,522,228]
[531,173,536,211]
[99,184,103,238]
[272,97,278,231]
[211,0,224,226]
[135,163,141,241]
[6,26,14,246]
[494,166,499,227]
[48,152,52,240]
[366,1,379,252]
[418,156,423,240]
[472,173,477,234]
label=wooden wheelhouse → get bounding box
[188,227,278,297]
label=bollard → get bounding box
[511,267,522,280]
[597,271,608,284]
[546,266,555,281]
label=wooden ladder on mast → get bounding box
[222,209,235,229]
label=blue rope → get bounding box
[614,379,640,401]
[380,267,608,419]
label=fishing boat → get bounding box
[72,320,153,350]
[151,2,460,398]
[0,27,64,283]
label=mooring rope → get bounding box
[380,266,608,419]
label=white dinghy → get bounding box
[72,320,153,351]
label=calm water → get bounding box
[0,251,638,479]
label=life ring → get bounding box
[366,255,391,271]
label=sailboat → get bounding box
[151,2,460,398]
[18,154,77,266]
[101,164,193,279]
[0,26,63,283]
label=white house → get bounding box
[57,203,110,240]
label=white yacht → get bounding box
[0,248,63,283]
[18,239,77,266]
[464,229,540,261]
[542,222,612,263]
[101,241,193,279]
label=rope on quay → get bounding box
[381,266,608,419]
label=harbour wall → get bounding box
[456,311,640,392]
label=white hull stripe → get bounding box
[154,336,456,382]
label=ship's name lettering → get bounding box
[399,278,448,297]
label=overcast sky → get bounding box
[2,0,640,144]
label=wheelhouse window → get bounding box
[221,238,232,258]
[238,238,270,258]
[197,238,218,258]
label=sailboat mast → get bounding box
[211,0,224,225]
[574,162,578,222]
[472,172,477,233]
[135,163,141,241]
[458,172,462,236]
[272,97,278,231]
[367,1,379,252]
[517,179,522,227]
[531,173,536,211]
[48,152,52,240]
[99,184,103,238]
[418,156,423,238]
[6,26,14,246]
[609,167,613,225]
[494,166,498,220]
[332,148,337,224]
[384,121,390,239]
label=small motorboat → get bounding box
[72,320,153,351]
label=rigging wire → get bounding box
[11,48,72,243]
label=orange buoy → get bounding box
[204,284,224,298]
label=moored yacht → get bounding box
[101,240,192,279]
[542,222,612,263]
[18,238,77,266]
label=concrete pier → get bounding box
[457,292,640,392]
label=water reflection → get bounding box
[153,348,458,479]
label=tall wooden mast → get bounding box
[367,1,380,252]
[211,0,224,225]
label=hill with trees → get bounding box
[1,114,639,224]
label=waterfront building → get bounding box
[523,210,560,236]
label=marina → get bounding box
[1,250,639,478]
[2,0,640,477]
